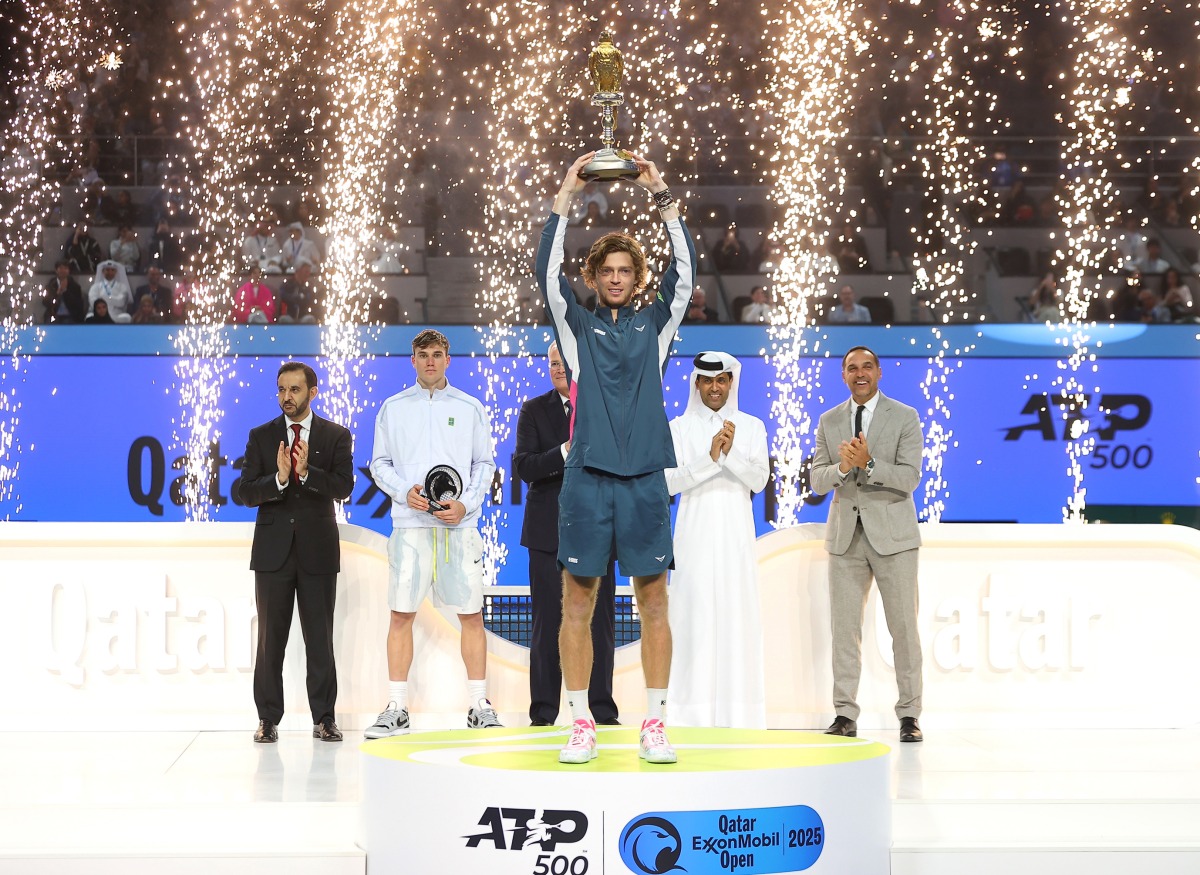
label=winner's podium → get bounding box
[360,726,891,874]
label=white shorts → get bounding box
[387,526,484,614]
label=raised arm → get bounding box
[550,152,599,219]
[537,154,599,379]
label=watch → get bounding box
[864,458,875,476]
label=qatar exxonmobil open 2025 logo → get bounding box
[619,805,825,875]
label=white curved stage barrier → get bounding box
[758,523,1200,730]
[361,727,892,875]
[1,522,1197,731]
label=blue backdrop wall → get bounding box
[3,323,1195,586]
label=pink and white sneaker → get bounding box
[559,718,598,764]
[639,718,677,764]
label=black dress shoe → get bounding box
[824,716,857,737]
[254,720,278,743]
[595,717,621,726]
[313,719,344,742]
[530,719,554,727]
[899,717,923,743]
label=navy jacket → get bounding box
[535,212,695,477]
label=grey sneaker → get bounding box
[467,698,503,728]
[364,702,410,739]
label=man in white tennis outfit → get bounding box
[365,329,501,736]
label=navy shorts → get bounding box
[558,466,673,578]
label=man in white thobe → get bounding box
[665,351,769,728]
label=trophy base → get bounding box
[581,148,639,181]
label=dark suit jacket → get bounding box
[239,413,354,574]
[514,389,571,553]
[42,277,85,323]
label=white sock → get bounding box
[646,688,668,722]
[566,689,592,723]
[388,681,408,712]
[468,679,488,708]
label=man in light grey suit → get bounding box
[811,345,924,743]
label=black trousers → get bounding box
[253,550,338,725]
[527,547,618,724]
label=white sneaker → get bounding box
[467,698,503,728]
[364,702,410,739]
[639,718,677,764]
[559,718,598,764]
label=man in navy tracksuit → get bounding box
[535,151,695,764]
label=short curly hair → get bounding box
[581,232,649,291]
[411,329,450,354]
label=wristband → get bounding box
[652,189,675,210]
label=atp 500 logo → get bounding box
[464,807,591,875]
[1003,393,1154,471]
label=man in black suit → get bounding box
[41,260,85,324]
[239,361,354,743]
[514,343,619,726]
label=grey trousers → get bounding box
[828,521,922,721]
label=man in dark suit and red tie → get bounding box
[240,361,354,744]
[514,342,618,727]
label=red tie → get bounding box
[290,423,302,484]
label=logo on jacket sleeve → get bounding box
[448,417,455,426]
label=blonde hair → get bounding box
[581,232,649,290]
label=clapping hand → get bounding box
[710,420,736,461]
[837,434,871,471]
[275,441,292,485]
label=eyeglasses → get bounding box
[549,361,566,372]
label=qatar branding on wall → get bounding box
[6,342,1191,586]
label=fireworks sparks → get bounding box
[902,2,1020,521]
[762,1,864,526]
[3,0,1196,533]
[0,0,116,517]
[1053,0,1145,522]
[317,2,417,514]
[171,0,333,519]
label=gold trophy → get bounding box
[581,32,640,181]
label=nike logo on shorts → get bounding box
[635,325,646,332]
[654,554,666,562]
